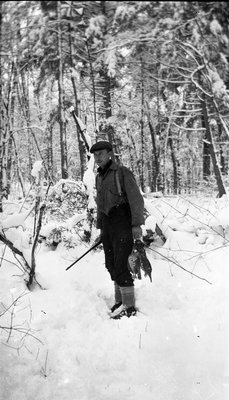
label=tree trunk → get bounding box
[12,136,26,197]
[0,2,3,211]
[217,123,226,175]
[140,57,145,191]
[45,113,55,182]
[0,93,6,210]
[6,130,13,196]
[28,202,46,289]
[168,136,179,194]
[69,76,85,179]
[127,129,141,186]
[57,1,68,179]
[163,108,176,195]
[0,60,16,201]
[203,137,211,180]
[45,79,56,183]
[147,118,160,192]
[68,9,86,180]
[201,97,226,197]
[71,109,87,180]
[19,67,35,178]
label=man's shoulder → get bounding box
[111,162,135,181]
[118,165,134,177]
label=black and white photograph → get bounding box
[0,1,229,399]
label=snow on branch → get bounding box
[144,194,229,283]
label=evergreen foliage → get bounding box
[0,0,229,201]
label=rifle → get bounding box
[66,239,102,271]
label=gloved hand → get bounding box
[132,226,142,240]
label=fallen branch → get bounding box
[0,232,30,270]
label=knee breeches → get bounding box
[101,204,134,286]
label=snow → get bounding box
[210,19,223,36]
[1,194,229,400]
[83,156,96,211]
[85,15,106,39]
[31,160,43,183]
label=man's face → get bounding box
[93,149,111,169]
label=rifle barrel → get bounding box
[66,240,102,271]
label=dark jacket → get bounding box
[96,161,145,229]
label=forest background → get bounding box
[0,0,229,287]
[1,5,229,397]
[1,0,229,201]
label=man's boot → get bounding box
[111,285,137,319]
[110,282,122,313]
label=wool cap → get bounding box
[90,140,113,153]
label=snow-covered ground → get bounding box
[1,194,229,400]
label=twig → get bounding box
[18,182,34,213]
[161,198,229,243]
[0,292,28,317]
[184,242,229,261]
[40,351,50,378]
[0,292,43,346]
[148,247,212,285]
[139,334,142,350]
[1,326,43,344]
[0,256,22,269]
[179,195,219,220]
[0,245,7,268]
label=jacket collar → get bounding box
[98,160,118,175]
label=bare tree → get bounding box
[201,96,226,197]
[57,1,68,179]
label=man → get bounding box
[90,140,145,319]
